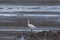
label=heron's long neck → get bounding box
[28,20,29,24]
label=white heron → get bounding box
[18,35,25,40]
[27,19,36,32]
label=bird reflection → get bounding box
[18,35,25,40]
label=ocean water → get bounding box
[0,6,60,12]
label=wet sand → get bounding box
[0,31,60,40]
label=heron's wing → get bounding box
[28,24,36,28]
